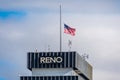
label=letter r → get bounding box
[40,57,45,63]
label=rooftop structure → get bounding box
[20,51,92,80]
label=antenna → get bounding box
[68,40,72,51]
[82,53,89,60]
[48,45,50,52]
[35,49,38,53]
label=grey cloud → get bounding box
[0,0,120,14]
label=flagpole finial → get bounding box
[59,3,62,6]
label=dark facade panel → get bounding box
[20,76,78,80]
[27,52,76,70]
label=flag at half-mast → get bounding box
[64,24,76,36]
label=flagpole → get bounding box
[60,4,62,52]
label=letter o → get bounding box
[56,57,63,63]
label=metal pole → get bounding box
[60,5,62,52]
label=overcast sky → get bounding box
[0,0,120,80]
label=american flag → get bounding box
[64,24,76,36]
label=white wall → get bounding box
[32,68,77,76]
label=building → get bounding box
[20,51,92,80]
